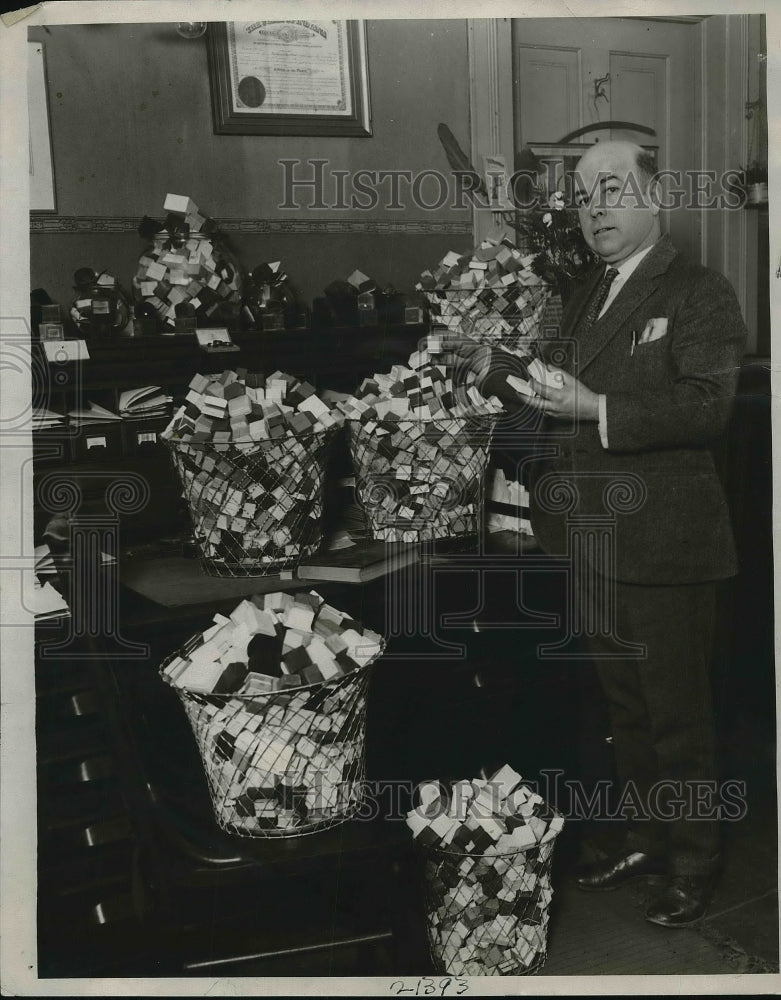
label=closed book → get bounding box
[297,540,419,584]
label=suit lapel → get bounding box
[562,266,602,339]
[538,267,601,370]
[577,236,678,374]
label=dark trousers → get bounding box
[580,574,721,876]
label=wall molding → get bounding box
[29,216,473,236]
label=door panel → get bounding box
[516,45,581,143]
[608,53,666,144]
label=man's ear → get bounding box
[647,177,662,217]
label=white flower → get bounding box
[548,191,565,210]
[542,212,553,226]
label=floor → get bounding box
[541,780,779,977]
[217,753,778,980]
[350,645,780,980]
[36,568,778,982]
[36,708,778,983]
[205,684,779,981]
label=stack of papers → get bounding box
[24,573,70,621]
[29,542,117,621]
[32,408,65,431]
[119,385,172,420]
[35,541,116,570]
[67,401,120,427]
[34,543,57,575]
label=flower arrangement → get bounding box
[512,191,597,298]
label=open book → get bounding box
[67,400,120,426]
[119,385,172,419]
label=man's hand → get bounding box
[527,367,601,421]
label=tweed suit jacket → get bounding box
[526,235,747,584]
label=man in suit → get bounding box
[457,140,747,926]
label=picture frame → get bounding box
[28,40,57,212]
[207,20,371,137]
[528,142,658,203]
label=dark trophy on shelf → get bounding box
[69,267,133,340]
[242,261,308,331]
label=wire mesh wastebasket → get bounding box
[423,284,552,357]
[166,426,336,576]
[160,651,378,838]
[348,415,497,543]
[422,836,560,976]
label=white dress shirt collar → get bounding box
[598,242,658,318]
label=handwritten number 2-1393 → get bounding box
[389,978,469,996]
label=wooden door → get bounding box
[512,17,703,259]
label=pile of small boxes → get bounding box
[163,368,342,446]
[133,194,242,329]
[160,591,384,835]
[417,237,552,354]
[161,370,342,572]
[337,335,502,542]
[406,765,564,976]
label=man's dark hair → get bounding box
[636,149,657,186]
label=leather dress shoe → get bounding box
[575,851,666,892]
[645,874,712,927]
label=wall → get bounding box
[29,20,473,308]
[701,14,759,353]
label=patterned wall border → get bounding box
[30,216,474,236]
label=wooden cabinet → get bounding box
[35,613,155,976]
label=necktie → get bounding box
[580,266,619,334]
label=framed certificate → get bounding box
[207,19,371,136]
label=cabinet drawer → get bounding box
[121,414,172,458]
[69,422,123,464]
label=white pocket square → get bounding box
[638,317,668,345]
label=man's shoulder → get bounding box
[654,242,738,299]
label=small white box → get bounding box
[164,193,197,216]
